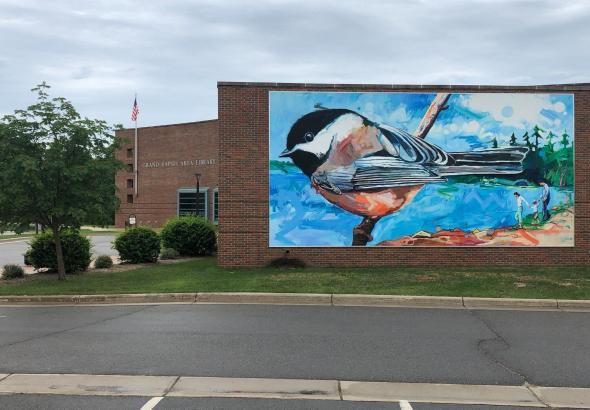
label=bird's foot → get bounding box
[311,173,341,195]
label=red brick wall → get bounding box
[218,82,590,267]
[115,120,218,228]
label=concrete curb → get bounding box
[0,292,589,311]
[1,373,590,407]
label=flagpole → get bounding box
[134,92,138,198]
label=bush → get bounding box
[161,216,216,256]
[24,249,32,266]
[2,264,24,279]
[28,229,91,273]
[114,227,160,263]
[94,255,113,269]
[160,247,179,260]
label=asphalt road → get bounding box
[0,234,117,266]
[0,395,546,410]
[0,304,588,388]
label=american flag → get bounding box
[131,97,139,121]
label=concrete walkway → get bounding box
[0,373,588,408]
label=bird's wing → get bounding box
[327,156,446,192]
[377,124,450,165]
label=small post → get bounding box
[195,173,201,217]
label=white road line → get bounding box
[399,400,413,410]
[140,396,163,410]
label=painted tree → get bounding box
[561,129,570,148]
[0,83,122,279]
[545,131,555,153]
[531,125,544,150]
[509,132,517,146]
[522,131,532,148]
[491,136,498,148]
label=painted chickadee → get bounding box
[279,108,529,220]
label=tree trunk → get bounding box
[51,226,66,280]
[352,217,381,246]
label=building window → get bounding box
[126,148,133,158]
[213,189,219,223]
[127,179,134,188]
[127,194,134,204]
[178,188,208,218]
[127,163,134,172]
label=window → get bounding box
[178,188,208,218]
[213,189,219,223]
[127,179,134,188]
[127,163,134,172]
[126,148,134,158]
[127,194,134,204]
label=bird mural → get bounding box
[278,93,529,245]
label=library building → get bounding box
[115,119,218,228]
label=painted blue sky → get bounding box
[269,91,574,160]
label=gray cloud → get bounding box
[0,0,588,127]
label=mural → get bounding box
[269,92,574,247]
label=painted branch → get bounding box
[413,93,451,139]
[352,216,381,246]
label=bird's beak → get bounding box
[279,147,296,157]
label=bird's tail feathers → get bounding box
[435,147,529,176]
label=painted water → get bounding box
[269,169,573,247]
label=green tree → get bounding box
[561,129,570,149]
[509,132,517,146]
[545,131,555,153]
[522,131,532,148]
[490,136,498,148]
[0,83,122,279]
[531,125,544,150]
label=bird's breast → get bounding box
[318,185,423,217]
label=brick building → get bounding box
[217,81,590,267]
[115,120,218,228]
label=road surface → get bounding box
[0,303,588,409]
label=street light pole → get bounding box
[195,173,201,217]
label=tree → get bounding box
[545,131,555,153]
[491,136,498,148]
[509,132,517,146]
[522,131,532,148]
[531,125,544,150]
[0,83,122,279]
[561,129,570,149]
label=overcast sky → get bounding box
[1,0,589,128]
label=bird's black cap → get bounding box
[280,109,356,157]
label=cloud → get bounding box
[0,0,589,127]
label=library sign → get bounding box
[143,159,216,168]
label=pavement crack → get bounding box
[163,375,181,396]
[337,381,343,400]
[468,309,531,385]
[0,305,156,350]
[524,382,553,409]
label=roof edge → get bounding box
[217,81,590,91]
[117,118,217,132]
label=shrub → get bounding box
[160,247,179,260]
[28,229,91,273]
[114,227,160,263]
[94,255,113,269]
[24,249,32,266]
[161,216,216,256]
[2,264,24,279]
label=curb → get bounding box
[1,292,590,311]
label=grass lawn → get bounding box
[0,227,121,242]
[1,258,590,299]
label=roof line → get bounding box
[217,81,590,91]
[118,118,217,132]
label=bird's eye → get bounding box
[304,132,314,142]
